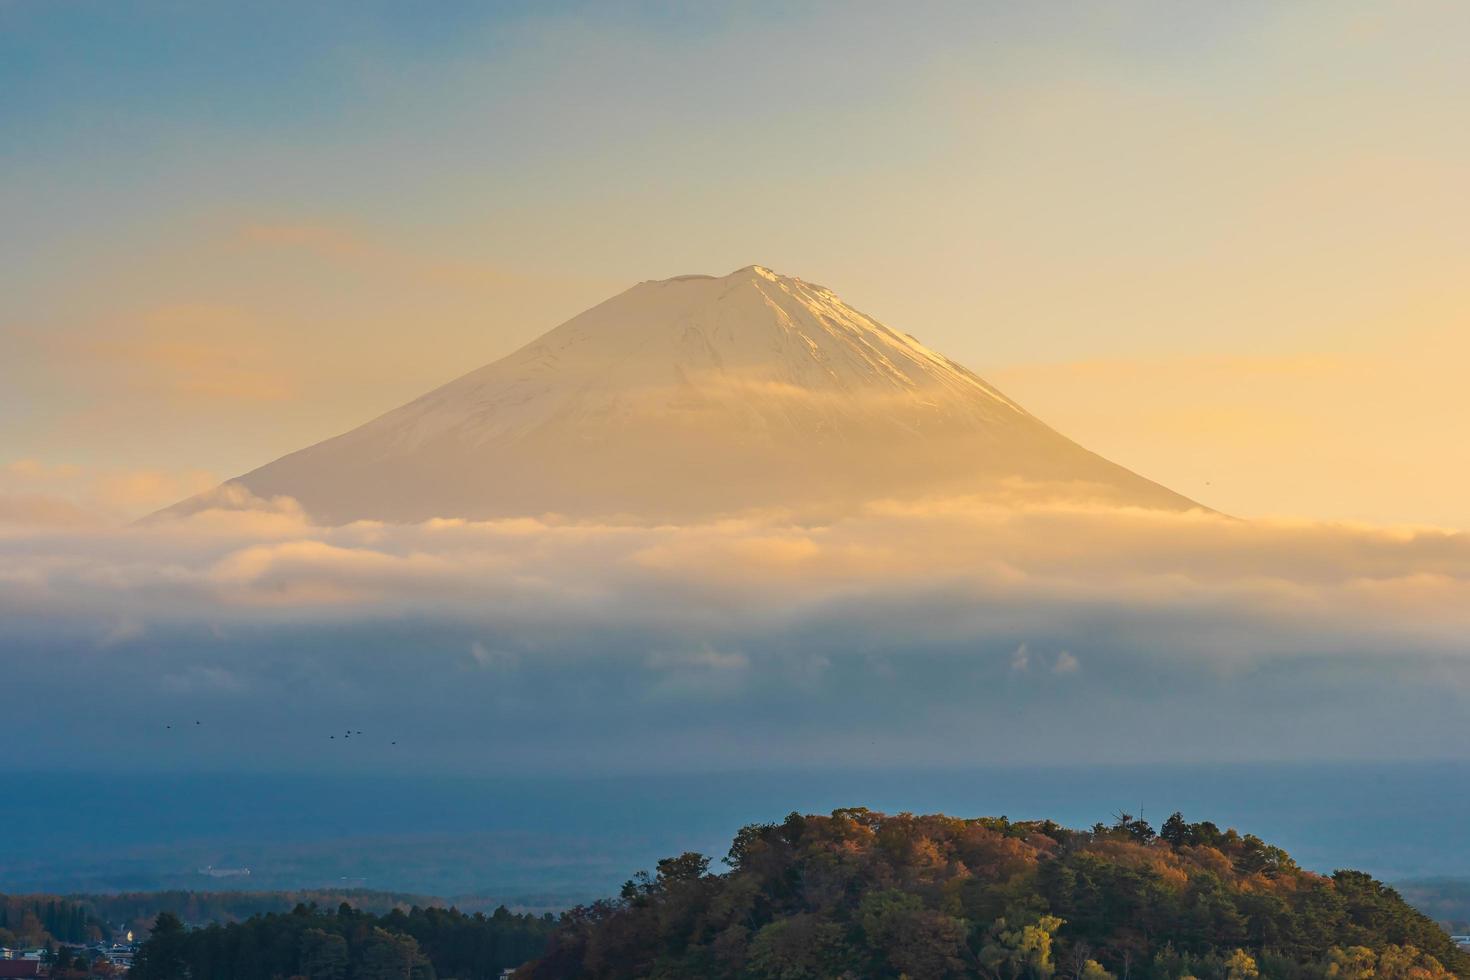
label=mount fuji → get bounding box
[168,266,1199,524]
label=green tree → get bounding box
[982,915,1063,980]
[356,926,435,980]
[301,927,349,980]
[655,852,711,884]
[858,889,969,978]
[131,912,188,980]
[747,913,847,980]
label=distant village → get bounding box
[0,932,138,977]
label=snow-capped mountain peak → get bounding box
[165,267,1198,524]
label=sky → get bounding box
[3,0,1468,526]
[3,2,1470,779]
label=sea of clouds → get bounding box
[3,489,1469,772]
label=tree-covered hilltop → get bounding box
[131,902,554,980]
[522,809,1469,980]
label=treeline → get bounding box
[0,895,111,947]
[132,902,555,979]
[1,889,450,950]
[522,809,1470,980]
[75,889,444,937]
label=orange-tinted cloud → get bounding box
[6,494,1468,642]
[73,304,297,404]
[0,458,218,525]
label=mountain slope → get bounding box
[177,265,1199,524]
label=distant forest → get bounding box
[0,895,112,947]
[0,890,463,949]
[131,903,553,980]
[78,890,446,937]
[1394,881,1470,936]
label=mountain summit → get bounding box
[174,266,1198,523]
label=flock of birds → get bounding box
[164,720,398,745]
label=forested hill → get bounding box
[523,809,1469,980]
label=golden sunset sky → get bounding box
[3,1,1467,526]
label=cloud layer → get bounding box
[3,493,1468,773]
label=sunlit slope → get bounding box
[185,266,1198,523]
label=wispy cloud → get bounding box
[52,304,299,404]
[231,222,535,292]
[0,458,218,525]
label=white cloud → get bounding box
[646,647,750,672]
[1010,644,1031,673]
[1052,651,1080,676]
[4,495,1470,768]
[6,495,1470,640]
[470,641,518,671]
